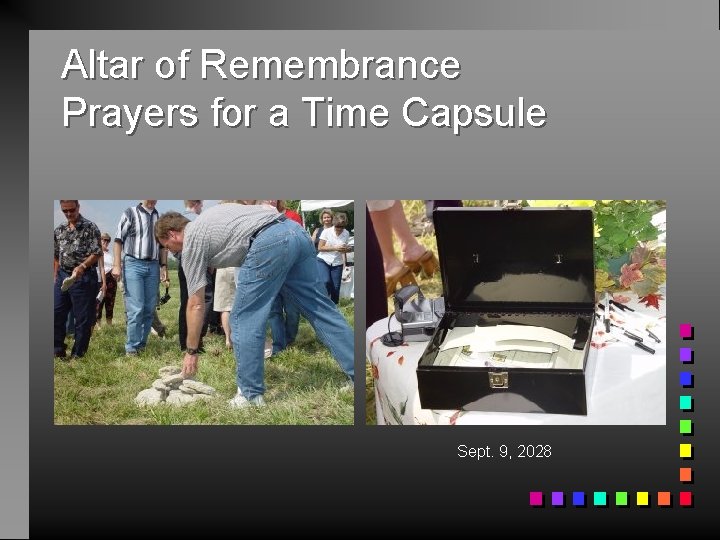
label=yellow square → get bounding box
[636,492,649,506]
[680,443,693,458]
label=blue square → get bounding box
[680,372,693,387]
[572,492,586,506]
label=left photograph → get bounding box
[53,199,355,425]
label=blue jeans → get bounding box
[268,292,301,354]
[123,256,159,353]
[54,269,97,357]
[316,258,343,304]
[232,219,354,399]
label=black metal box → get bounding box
[416,207,597,415]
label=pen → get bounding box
[633,341,656,354]
[603,293,611,333]
[610,322,644,343]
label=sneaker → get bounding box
[126,350,139,357]
[227,390,266,409]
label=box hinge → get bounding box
[488,371,509,389]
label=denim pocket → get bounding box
[246,236,289,279]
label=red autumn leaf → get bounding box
[386,351,394,357]
[397,355,404,365]
[639,293,663,310]
[619,263,644,288]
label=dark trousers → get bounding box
[96,272,117,321]
[365,205,387,328]
[316,259,343,305]
[54,269,98,357]
[178,265,214,350]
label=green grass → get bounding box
[55,270,354,425]
[365,200,494,424]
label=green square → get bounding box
[679,395,693,410]
[615,492,628,506]
[593,491,607,506]
[680,419,693,434]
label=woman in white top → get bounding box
[316,212,351,304]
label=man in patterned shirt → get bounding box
[155,203,354,409]
[53,200,102,359]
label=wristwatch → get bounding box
[186,347,200,355]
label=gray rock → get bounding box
[192,393,214,402]
[178,384,198,395]
[158,366,182,377]
[181,380,216,395]
[152,379,169,391]
[135,388,165,407]
[166,390,194,406]
[162,374,185,388]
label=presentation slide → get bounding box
[3,1,718,535]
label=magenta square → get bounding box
[551,492,564,506]
[529,492,544,506]
[680,348,693,363]
[679,324,693,339]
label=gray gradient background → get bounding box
[5,1,718,534]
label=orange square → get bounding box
[657,492,672,507]
[680,467,693,482]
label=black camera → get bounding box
[157,286,171,307]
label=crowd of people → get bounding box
[53,200,355,410]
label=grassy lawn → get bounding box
[55,269,354,425]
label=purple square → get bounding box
[679,324,693,339]
[680,348,693,363]
[680,372,693,387]
[529,492,543,506]
[552,492,564,506]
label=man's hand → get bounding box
[160,266,169,283]
[111,265,121,279]
[181,352,199,378]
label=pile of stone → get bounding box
[135,365,217,407]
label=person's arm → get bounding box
[99,253,106,292]
[182,286,206,377]
[159,247,169,284]
[112,240,122,278]
[53,257,59,283]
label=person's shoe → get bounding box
[126,350,139,357]
[227,390,266,409]
[54,350,67,360]
[385,265,417,297]
[403,250,439,278]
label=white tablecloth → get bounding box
[366,293,666,425]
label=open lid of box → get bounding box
[433,207,595,312]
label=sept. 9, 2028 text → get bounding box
[457,444,552,460]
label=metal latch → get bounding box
[488,371,509,389]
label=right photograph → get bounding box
[365,200,667,426]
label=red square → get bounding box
[679,468,693,483]
[657,492,672,507]
[679,491,693,507]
